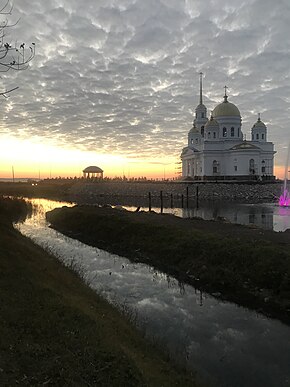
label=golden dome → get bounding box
[213,96,240,117]
[205,116,219,128]
[253,117,266,128]
[189,124,199,133]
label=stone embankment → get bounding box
[69,181,282,204]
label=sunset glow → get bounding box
[0,1,289,181]
[0,135,177,179]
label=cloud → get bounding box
[0,0,290,169]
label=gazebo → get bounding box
[82,166,104,179]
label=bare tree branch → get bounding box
[0,85,18,97]
[0,0,12,15]
[0,0,35,97]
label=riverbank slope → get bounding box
[0,199,196,386]
[47,205,290,324]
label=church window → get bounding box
[213,132,216,139]
[208,132,211,138]
[249,159,255,174]
[262,133,264,140]
[201,126,204,137]
[191,139,194,144]
[261,160,265,173]
[223,127,227,137]
[201,112,205,118]
[256,133,259,140]
[252,134,254,140]
[231,127,235,137]
[234,166,238,172]
[213,160,218,174]
[249,214,255,224]
[195,138,198,144]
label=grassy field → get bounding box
[47,205,290,324]
[0,198,197,386]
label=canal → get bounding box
[16,198,290,387]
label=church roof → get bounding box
[181,147,199,156]
[195,103,207,110]
[205,116,218,128]
[229,142,260,151]
[189,124,199,133]
[252,117,266,128]
[213,95,240,117]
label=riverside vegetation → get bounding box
[0,197,197,386]
[47,205,290,324]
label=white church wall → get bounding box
[180,75,275,180]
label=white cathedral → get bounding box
[181,74,276,181]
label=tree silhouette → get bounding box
[0,0,35,97]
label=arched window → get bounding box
[213,132,216,139]
[261,133,264,140]
[208,132,211,138]
[201,126,204,137]
[249,159,255,174]
[201,112,205,118]
[231,127,235,137]
[261,160,266,173]
[190,139,194,144]
[256,133,259,140]
[195,138,199,144]
[213,160,218,174]
[223,127,227,137]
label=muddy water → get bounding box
[16,198,290,387]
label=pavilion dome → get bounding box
[212,96,240,118]
[83,166,103,173]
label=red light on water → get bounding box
[279,190,290,206]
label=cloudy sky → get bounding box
[0,0,290,178]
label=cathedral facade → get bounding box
[181,75,276,181]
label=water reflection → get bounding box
[125,202,290,232]
[16,198,290,387]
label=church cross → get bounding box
[224,85,228,97]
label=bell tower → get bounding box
[194,72,208,136]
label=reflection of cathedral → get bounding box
[181,205,274,230]
[181,74,276,180]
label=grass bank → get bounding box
[0,198,197,386]
[47,205,290,324]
